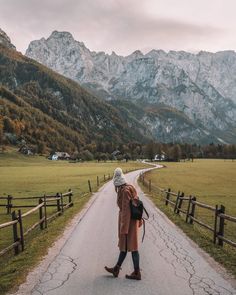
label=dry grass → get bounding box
[140,159,236,277]
[0,149,148,294]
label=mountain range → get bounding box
[0,29,150,153]
[1,29,236,148]
[26,31,236,144]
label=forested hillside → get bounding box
[0,44,150,153]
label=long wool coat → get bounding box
[117,184,140,252]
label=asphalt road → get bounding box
[16,166,236,295]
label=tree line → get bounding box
[1,110,236,161]
[143,141,236,162]
[69,141,236,161]
[1,99,235,161]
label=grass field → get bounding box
[140,159,236,277]
[0,149,148,294]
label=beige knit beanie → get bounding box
[113,167,127,187]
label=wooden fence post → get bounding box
[186,196,192,223]
[39,198,43,230]
[218,205,225,246]
[7,195,12,214]
[165,188,171,206]
[174,191,180,213]
[189,196,196,224]
[12,211,19,255]
[18,210,24,251]
[60,193,64,213]
[88,180,92,192]
[213,204,218,244]
[68,189,73,206]
[149,180,152,192]
[56,193,60,212]
[176,192,184,214]
[43,195,47,228]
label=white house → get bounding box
[154,153,166,161]
[51,154,59,160]
[48,152,71,161]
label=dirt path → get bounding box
[11,166,236,295]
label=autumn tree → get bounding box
[37,142,46,154]
[3,117,15,133]
[172,144,182,161]
[0,119,3,145]
[79,150,94,161]
[145,141,155,161]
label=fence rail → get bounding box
[0,189,73,258]
[0,168,135,259]
[139,172,236,249]
[0,191,75,215]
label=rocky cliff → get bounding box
[26,31,236,143]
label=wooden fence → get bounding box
[0,168,134,258]
[0,190,73,215]
[87,169,135,192]
[0,190,73,257]
[140,173,236,249]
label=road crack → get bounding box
[31,254,78,295]
[146,213,234,295]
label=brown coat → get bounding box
[117,184,140,252]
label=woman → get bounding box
[104,167,142,280]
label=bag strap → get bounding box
[141,206,149,242]
[143,205,149,220]
[142,218,145,242]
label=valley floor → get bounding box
[9,166,236,295]
[141,159,236,277]
[0,149,148,294]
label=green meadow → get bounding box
[0,149,148,294]
[0,150,146,199]
[141,159,236,277]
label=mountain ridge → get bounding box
[26,31,236,144]
[0,40,151,152]
[28,30,236,58]
[0,28,16,50]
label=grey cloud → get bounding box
[0,0,231,55]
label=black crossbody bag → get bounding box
[130,199,149,242]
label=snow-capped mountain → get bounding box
[0,29,152,150]
[26,31,236,143]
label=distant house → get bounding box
[111,150,121,160]
[18,145,34,155]
[154,152,166,161]
[50,154,59,161]
[48,152,71,160]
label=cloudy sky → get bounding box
[1,0,236,55]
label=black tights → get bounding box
[116,251,140,270]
